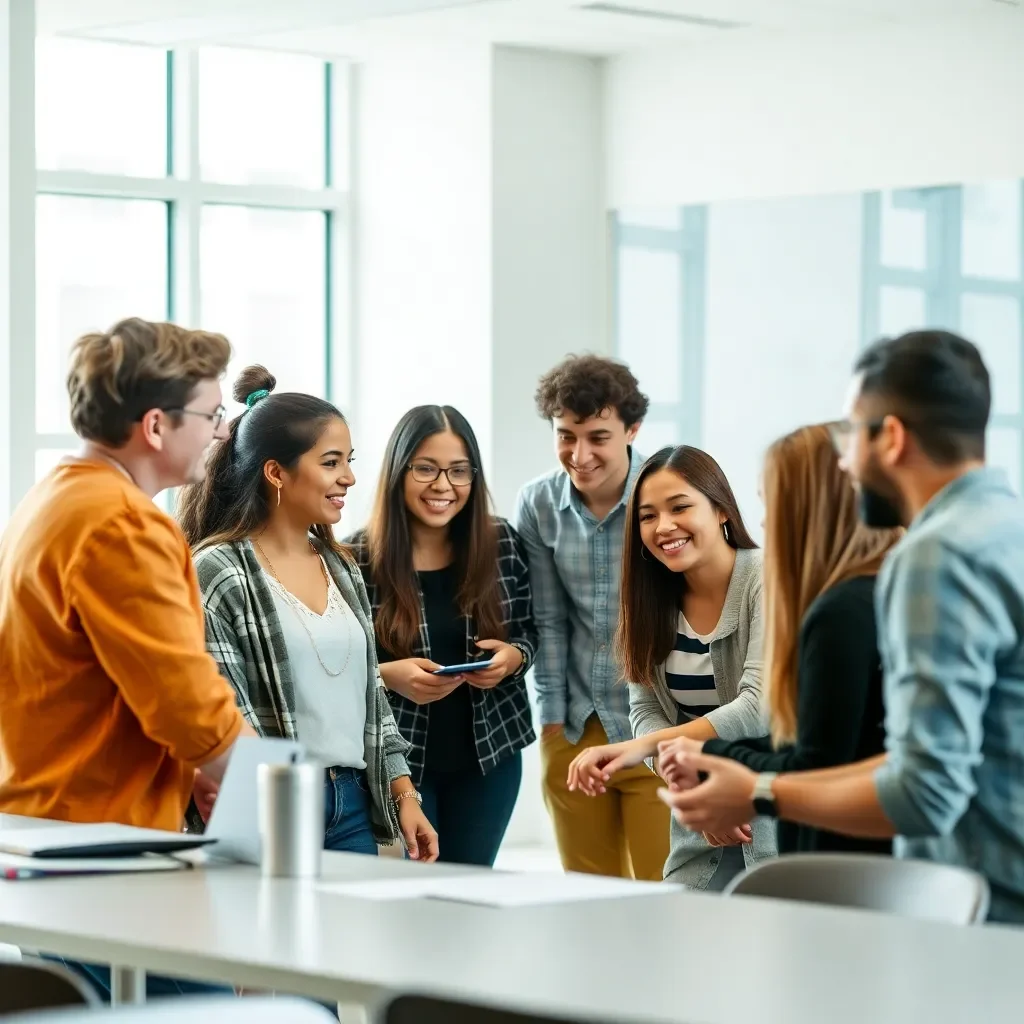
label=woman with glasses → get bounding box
[347,405,537,867]
[177,365,439,863]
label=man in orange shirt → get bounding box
[0,317,251,999]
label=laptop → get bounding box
[204,735,305,864]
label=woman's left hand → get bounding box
[462,639,523,689]
[398,798,439,862]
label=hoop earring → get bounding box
[640,545,650,561]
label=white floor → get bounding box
[494,844,562,874]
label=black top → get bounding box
[413,565,476,774]
[703,575,891,857]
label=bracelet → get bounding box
[393,790,422,805]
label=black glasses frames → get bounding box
[406,463,478,486]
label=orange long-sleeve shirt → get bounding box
[0,459,243,831]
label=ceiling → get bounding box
[37,0,1022,57]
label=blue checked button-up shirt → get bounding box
[513,450,644,745]
[873,467,1024,924]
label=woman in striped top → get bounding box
[567,445,776,889]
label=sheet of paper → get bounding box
[321,872,676,907]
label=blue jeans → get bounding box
[43,958,232,1001]
[417,752,522,866]
[324,767,378,856]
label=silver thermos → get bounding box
[257,761,324,878]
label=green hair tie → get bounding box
[245,389,270,409]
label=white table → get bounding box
[0,816,1022,1023]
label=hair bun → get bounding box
[232,365,277,406]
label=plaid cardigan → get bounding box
[193,537,411,845]
[346,518,537,785]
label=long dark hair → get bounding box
[617,445,756,687]
[177,364,347,555]
[367,405,502,658]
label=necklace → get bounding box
[254,538,353,678]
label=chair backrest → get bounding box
[1,995,335,1023]
[380,994,602,1024]
[0,957,99,1016]
[723,853,990,924]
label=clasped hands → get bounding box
[565,733,756,848]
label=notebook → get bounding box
[0,850,192,880]
[0,823,215,860]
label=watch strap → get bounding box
[752,771,778,818]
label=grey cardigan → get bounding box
[628,548,777,886]
[194,538,411,846]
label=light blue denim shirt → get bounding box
[513,450,645,744]
[873,467,1024,924]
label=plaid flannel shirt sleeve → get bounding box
[197,554,261,733]
[504,522,537,680]
[513,487,570,727]
[873,536,1008,838]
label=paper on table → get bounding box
[321,871,675,907]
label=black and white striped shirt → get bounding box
[666,613,720,723]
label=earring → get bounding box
[276,486,282,507]
[722,522,730,542]
[640,546,650,561]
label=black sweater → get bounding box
[703,575,891,856]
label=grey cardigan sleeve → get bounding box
[704,574,767,742]
[628,680,674,738]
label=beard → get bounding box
[858,482,905,529]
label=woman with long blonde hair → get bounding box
[659,423,901,855]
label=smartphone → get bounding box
[432,658,496,677]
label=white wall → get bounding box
[490,47,608,518]
[351,40,493,530]
[605,16,1024,523]
[702,195,863,531]
[606,18,1024,207]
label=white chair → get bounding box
[1,995,337,1022]
[0,957,99,1016]
[723,853,990,924]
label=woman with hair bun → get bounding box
[177,365,438,861]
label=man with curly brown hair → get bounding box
[514,354,670,879]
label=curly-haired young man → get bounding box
[514,354,670,879]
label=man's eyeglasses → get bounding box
[163,405,228,431]
[407,463,477,486]
[827,418,885,455]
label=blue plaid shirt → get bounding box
[513,450,644,745]
[873,467,1024,924]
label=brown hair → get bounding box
[762,424,901,745]
[617,446,756,687]
[367,405,503,658]
[67,318,231,446]
[534,354,649,428]
[177,364,348,557]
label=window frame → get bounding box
[30,45,353,507]
[862,183,1024,490]
[611,206,707,449]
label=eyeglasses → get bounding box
[163,405,228,430]
[827,418,886,455]
[407,463,477,486]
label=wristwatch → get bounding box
[752,772,778,818]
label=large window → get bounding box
[30,39,350,503]
[863,183,1024,491]
[612,207,706,453]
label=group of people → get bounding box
[0,316,1021,998]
